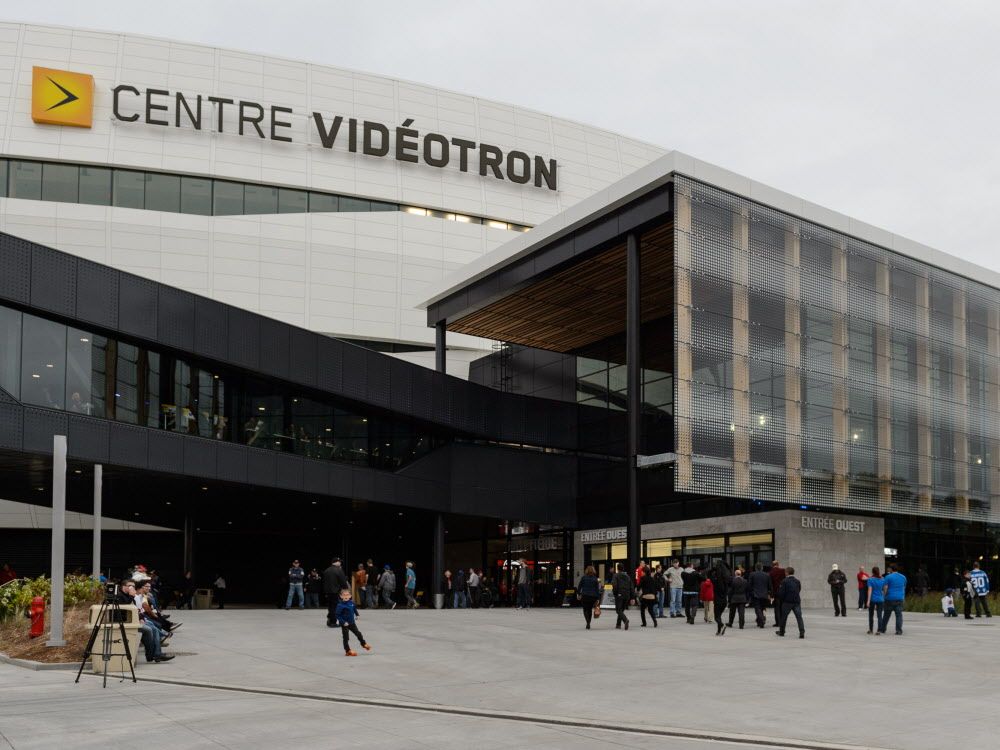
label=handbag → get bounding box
[592,603,601,618]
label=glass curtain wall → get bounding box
[674,175,1000,522]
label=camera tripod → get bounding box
[74,595,137,688]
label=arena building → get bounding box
[1,23,997,604]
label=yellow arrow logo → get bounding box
[32,66,94,128]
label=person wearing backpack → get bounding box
[379,564,397,609]
[611,562,634,630]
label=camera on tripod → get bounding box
[104,582,119,599]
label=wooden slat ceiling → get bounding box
[450,222,674,352]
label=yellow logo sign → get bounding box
[31,66,94,128]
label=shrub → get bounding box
[0,575,102,621]
[905,590,999,614]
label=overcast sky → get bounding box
[9,1,1000,273]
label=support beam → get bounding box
[784,228,802,500]
[435,320,447,374]
[953,290,969,515]
[432,512,445,609]
[875,260,893,508]
[183,514,194,576]
[626,230,642,571]
[732,210,750,496]
[915,274,933,511]
[831,243,850,504]
[92,464,103,581]
[47,435,67,647]
[674,185,693,489]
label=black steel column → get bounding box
[626,231,642,571]
[432,512,445,608]
[182,514,194,575]
[435,320,447,374]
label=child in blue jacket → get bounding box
[335,589,371,656]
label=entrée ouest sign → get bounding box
[111,85,559,191]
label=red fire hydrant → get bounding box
[29,596,45,638]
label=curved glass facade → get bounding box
[674,176,1000,522]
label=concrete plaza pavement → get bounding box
[1,604,994,749]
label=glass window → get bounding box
[41,163,78,203]
[609,542,627,560]
[20,314,66,410]
[278,188,308,214]
[684,536,725,553]
[115,342,140,424]
[244,184,278,214]
[645,539,676,557]
[65,327,104,417]
[291,397,333,458]
[370,200,397,212]
[9,161,42,200]
[308,192,338,212]
[586,544,609,562]
[213,181,244,215]
[728,532,774,547]
[113,170,145,209]
[0,159,7,197]
[79,167,112,205]
[340,196,371,212]
[145,351,161,429]
[180,177,212,215]
[144,173,180,213]
[334,411,369,465]
[0,306,21,397]
[193,368,226,439]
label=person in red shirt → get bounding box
[768,561,786,628]
[699,576,715,623]
[634,560,647,587]
[856,566,869,611]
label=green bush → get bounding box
[905,590,1000,614]
[0,575,102,621]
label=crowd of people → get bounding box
[111,564,183,664]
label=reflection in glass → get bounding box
[180,177,212,215]
[66,327,102,417]
[0,306,21,397]
[278,188,308,214]
[113,170,145,209]
[144,173,181,213]
[244,184,278,214]
[20,314,66,409]
[79,167,112,205]
[213,181,243,215]
[10,161,42,200]
[41,163,78,203]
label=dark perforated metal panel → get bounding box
[22,407,68,454]
[302,460,328,493]
[66,415,109,463]
[341,344,366,401]
[30,246,77,316]
[329,463,352,498]
[351,467,374,501]
[193,297,228,359]
[157,286,196,351]
[146,431,184,474]
[275,453,303,489]
[258,317,290,381]
[409,368,434,422]
[76,260,119,330]
[389,359,412,414]
[246,448,277,487]
[365,351,390,407]
[183,437,217,478]
[316,337,343,393]
[118,274,158,341]
[0,402,23,450]
[226,308,260,370]
[0,234,31,304]
[289,329,317,388]
[216,443,248,482]
[109,422,149,468]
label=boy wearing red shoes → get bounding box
[335,588,371,656]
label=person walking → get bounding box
[453,568,467,609]
[611,562,633,630]
[323,557,349,627]
[305,568,322,609]
[775,566,805,638]
[637,565,658,627]
[699,574,714,623]
[653,564,666,618]
[709,560,732,636]
[213,573,226,609]
[865,565,884,634]
[682,563,702,624]
[515,559,532,609]
[827,563,848,617]
[468,567,481,608]
[727,568,749,631]
[379,564,397,609]
[442,569,453,609]
[877,563,907,635]
[404,561,418,608]
[666,559,684,618]
[285,559,306,610]
[354,563,369,608]
[577,565,603,629]
[856,566,869,611]
[768,561,786,627]
[969,561,992,617]
[334,589,372,657]
[748,562,771,628]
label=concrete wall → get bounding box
[573,509,885,609]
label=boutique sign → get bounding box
[110,84,559,191]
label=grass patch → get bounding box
[0,602,97,664]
